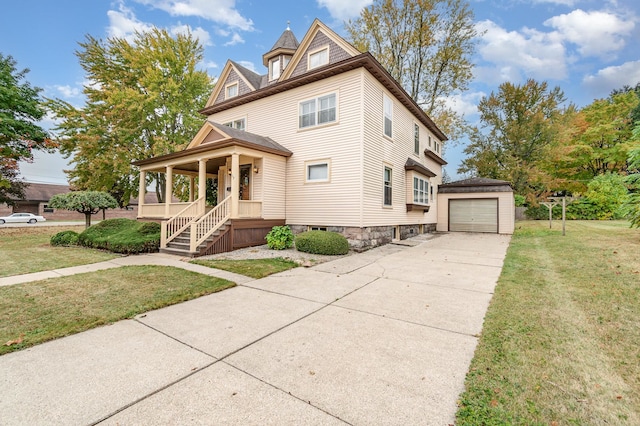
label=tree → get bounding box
[47,28,213,206]
[0,54,56,205]
[622,124,640,227]
[345,0,477,139]
[49,191,118,228]
[459,79,567,199]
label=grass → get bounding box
[456,220,640,425]
[191,257,299,278]
[0,265,235,355]
[0,226,117,278]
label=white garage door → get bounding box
[449,198,498,233]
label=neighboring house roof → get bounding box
[438,177,513,193]
[404,158,437,178]
[13,183,71,202]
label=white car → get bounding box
[0,213,47,224]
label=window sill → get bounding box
[406,203,430,212]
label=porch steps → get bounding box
[161,221,230,257]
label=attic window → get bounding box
[225,82,238,99]
[270,57,281,81]
[308,47,329,70]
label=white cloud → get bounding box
[107,2,154,40]
[223,33,244,46]
[202,60,218,69]
[170,24,212,46]
[544,9,635,58]
[442,91,487,118]
[475,20,568,83]
[236,61,256,72]
[134,0,253,31]
[583,60,640,95]
[316,0,373,21]
[54,85,81,99]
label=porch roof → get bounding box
[132,122,292,167]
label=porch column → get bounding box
[165,165,173,218]
[138,170,146,218]
[189,176,195,202]
[230,153,239,218]
[198,159,207,200]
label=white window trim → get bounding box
[269,57,281,81]
[383,164,393,207]
[225,82,238,99]
[413,123,420,155]
[307,45,330,70]
[413,176,429,205]
[383,94,393,139]
[298,92,338,130]
[305,159,331,183]
[222,117,246,131]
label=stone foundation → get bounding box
[288,223,436,252]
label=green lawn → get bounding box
[456,220,640,425]
[191,257,299,278]
[0,226,117,277]
[0,265,235,355]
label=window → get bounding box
[414,123,420,154]
[413,177,429,204]
[306,161,329,182]
[299,93,336,128]
[383,166,392,206]
[435,140,440,153]
[223,118,245,130]
[310,226,328,231]
[384,95,393,138]
[428,135,432,148]
[225,82,238,99]
[270,57,281,81]
[309,47,329,69]
[430,185,434,201]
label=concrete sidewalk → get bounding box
[0,232,511,425]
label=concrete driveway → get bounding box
[0,232,510,425]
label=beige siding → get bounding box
[436,192,515,234]
[361,72,442,228]
[261,155,286,219]
[209,69,364,227]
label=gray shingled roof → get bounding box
[404,158,437,177]
[230,60,263,90]
[438,177,513,193]
[269,29,299,52]
[208,121,292,155]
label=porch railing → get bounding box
[238,200,262,218]
[190,196,231,252]
[140,202,192,218]
[161,196,205,247]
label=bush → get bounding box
[265,225,294,250]
[50,230,79,246]
[78,219,160,254]
[524,204,562,220]
[295,231,349,255]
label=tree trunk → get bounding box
[85,213,91,229]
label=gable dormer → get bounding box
[263,25,299,83]
[280,19,361,81]
[205,60,262,108]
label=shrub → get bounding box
[295,231,349,255]
[78,219,160,254]
[514,194,526,207]
[50,230,79,246]
[265,225,294,250]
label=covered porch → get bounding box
[132,121,291,255]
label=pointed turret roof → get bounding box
[262,25,299,66]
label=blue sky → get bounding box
[1,0,638,184]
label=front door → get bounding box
[239,164,251,200]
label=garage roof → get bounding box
[438,177,513,194]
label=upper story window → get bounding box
[299,93,337,129]
[383,95,393,138]
[428,135,432,148]
[223,118,245,131]
[225,82,238,99]
[435,140,441,154]
[308,47,329,70]
[269,57,281,81]
[414,123,420,154]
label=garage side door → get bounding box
[449,198,498,233]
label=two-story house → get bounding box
[134,19,450,256]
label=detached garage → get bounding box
[437,178,514,234]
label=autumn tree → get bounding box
[345,0,477,139]
[47,28,213,206]
[548,90,638,187]
[459,79,567,199]
[0,54,56,205]
[49,191,118,228]
[622,123,640,227]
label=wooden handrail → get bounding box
[162,196,205,247]
[190,196,231,251]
